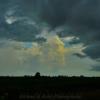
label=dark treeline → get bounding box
[0,73,100,99]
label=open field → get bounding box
[0,76,100,99]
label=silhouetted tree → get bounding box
[35,72,41,78]
[80,75,84,78]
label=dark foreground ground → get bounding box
[0,76,100,100]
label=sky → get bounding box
[0,0,100,76]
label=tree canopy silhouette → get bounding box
[35,72,40,78]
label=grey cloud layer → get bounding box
[0,0,100,62]
[91,65,100,71]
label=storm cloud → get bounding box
[91,65,100,71]
[0,0,100,60]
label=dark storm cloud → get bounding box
[0,21,40,41]
[91,65,100,71]
[0,0,44,42]
[0,0,100,60]
[73,53,86,58]
[39,0,100,60]
[83,43,100,59]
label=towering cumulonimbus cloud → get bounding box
[0,0,100,61]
